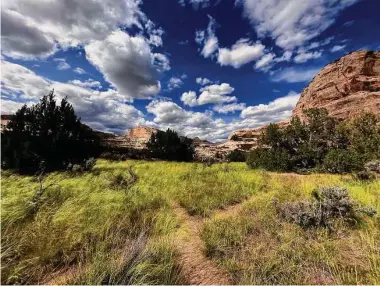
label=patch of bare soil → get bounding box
[173,203,233,285]
[42,265,85,285]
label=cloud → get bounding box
[144,19,164,47]
[146,99,227,141]
[217,39,265,68]
[1,0,144,59]
[239,0,359,50]
[195,16,219,58]
[293,51,322,63]
[146,91,301,142]
[213,103,246,114]
[1,99,35,114]
[241,91,300,120]
[1,9,56,59]
[330,45,346,52]
[147,100,213,128]
[54,58,71,70]
[196,77,212,85]
[167,77,185,91]
[272,66,321,83]
[74,67,86,74]
[1,60,146,134]
[85,30,170,99]
[181,83,237,106]
[181,91,198,107]
[255,53,276,71]
[179,0,210,9]
[1,0,145,59]
[68,79,102,89]
[275,50,293,62]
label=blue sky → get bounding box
[1,0,379,141]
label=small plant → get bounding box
[29,170,56,215]
[226,149,247,162]
[83,157,96,171]
[201,157,215,167]
[110,167,138,192]
[364,160,380,173]
[274,186,376,230]
[68,158,96,173]
[354,170,376,181]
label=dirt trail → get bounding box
[173,203,233,285]
[212,201,246,220]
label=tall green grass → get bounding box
[201,174,380,284]
[1,159,379,284]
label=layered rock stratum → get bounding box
[226,50,380,153]
[293,50,380,120]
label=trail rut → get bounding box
[173,204,233,285]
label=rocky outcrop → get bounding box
[226,50,380,151]
[293,50,380,120]
[102,126,158,150]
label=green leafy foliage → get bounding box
[247,108,380,173]
[147,128,194,161]
[323,149,361,173]
[226,149,247,162]
[1,90,100,172]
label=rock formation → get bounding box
[102,126,158,150]
[293,50,380,120]
[227,50,380,149]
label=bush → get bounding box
[246,109,380,173]
[323,149,362,173]
[275,186,376,230]
[226,149,246,162]
[247,147,290,171]
[147,129,194,161]
[364,160,380,173]
[68,157,96,173]
[354,171,376,181]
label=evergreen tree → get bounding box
[1,90,100,172]
[147,129,194,161]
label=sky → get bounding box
[1,0,380,142]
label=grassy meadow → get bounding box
[1,159,380,284]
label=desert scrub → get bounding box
[274,186,377,230]
[200,175,380,284]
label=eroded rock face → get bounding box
[103,126,158,150]
[226,50,380,151]
[293,50,380,120]
[125,126,158,141]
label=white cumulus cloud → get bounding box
[239,0,359,50]
[217,39,265,68]
[85,30,170,99]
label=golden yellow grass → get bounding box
[1,159,379,284]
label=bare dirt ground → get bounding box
[173,203,233,285]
